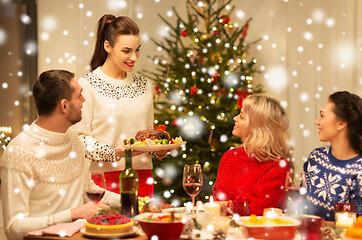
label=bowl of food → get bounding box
[236,215,300,240]
[345,216,362,239]
[134,212,190,240]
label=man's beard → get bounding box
[68,103,82,125]
[69,116,81,125]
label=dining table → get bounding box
[22,220,336,240]
[23,232,148,240]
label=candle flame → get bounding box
[341,212,349,219]
[266,211,278,218]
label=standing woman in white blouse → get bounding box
[73,14,165,197]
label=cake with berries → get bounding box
[85,213,133,234]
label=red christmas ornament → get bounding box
[217,88,227,96]
[240,23,249,40]
[181,30,188,37]
[219,15,230,25]
[214,30,219,36]
[211,71,219,83]
[235,90,249,108]
[153,124,167,131]
[198,57,207,65]
[155,85,161,94]
[171,119,178,126]
[190,86,199,95]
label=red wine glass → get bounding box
[183,163,203,214]
[87,173,106,203]
[285,172,306,215]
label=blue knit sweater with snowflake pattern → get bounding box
[303,145,362,221]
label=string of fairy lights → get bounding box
[152,6,258,144]
[0,126,12,151]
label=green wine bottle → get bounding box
[120,149,139,217]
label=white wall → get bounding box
[37,0,362,174]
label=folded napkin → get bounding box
[27,219,86,237]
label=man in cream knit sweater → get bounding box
[0,70,120,240]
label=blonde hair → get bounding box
[242,95,293,163]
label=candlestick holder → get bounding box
[228,198,250,216]
[334,203,356,239]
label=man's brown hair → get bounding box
[32,70,75,116]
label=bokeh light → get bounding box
[312,9,325,23]
[235,10,245,19]
[0,28,7,46]
[264,65,288,91]
[300,92,309,102]
[178,115,205,140]
[106,0,127,11]
[303,31,314,41]
[326,18,335,27]
[20,14,31,24]
[41,15,57,31]
[221,72,240,88]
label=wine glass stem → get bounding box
[192,196,195,215]
[289,200,298,215]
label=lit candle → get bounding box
[185,201,193,213]
[335,212,356,228]
[204,196,221,216]
[263,208,283,218]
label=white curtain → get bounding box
[37,0,362,173]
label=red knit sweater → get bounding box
[213,147,289,216]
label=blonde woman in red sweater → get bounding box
[213,95,293,215]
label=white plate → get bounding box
[124,142,186,152]
[180,229,213,240]
[180,228,301,240]
[134,212,189,222]
[80,227,137,239]
[180,228,246,240]
[162,207,186,213]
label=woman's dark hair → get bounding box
[90,15,139,71]
[32,70,74,116]
[329,91,362,155]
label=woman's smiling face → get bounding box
[315,100,341,142]
[105,34,141,73]
[232,107,250,140]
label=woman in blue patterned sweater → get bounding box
[303,91,361,221]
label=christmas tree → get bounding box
[142,0,263,206]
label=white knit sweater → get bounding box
[72,67,154,173]
[0,122,119,240]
